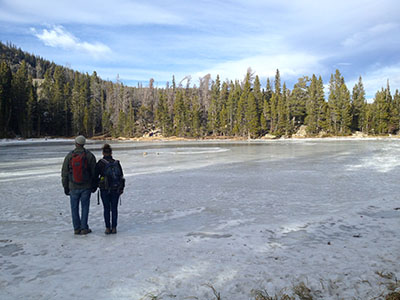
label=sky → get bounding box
[0,0,399,99]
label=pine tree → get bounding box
[208,75,221,135]
[260,79,272,133]
[253,75,263,123]
[25,78,37,137]
[363,103,374,134]
[385,81,398,133]
[328,70,351,135]
[393,89,400,133]
[373,88,390,134]
[63,82,71,136]
[226,81,240,135]
[0,61,12,137]
[270,70,282,134]
[173,90,187,136]
[276,82,289,135]
[155,91,172,136]
[290,76,309,130]
[218,81,229,135]
[90,71,102,136]
[11,61,29,136]
[39,69,54,135]
[71,74,82,134]
[306,75,326,134]
[234,71,252,136]
[115,110,126,137]
[351,76,366,132]
[190,95,202,137]
[245,92,260,138]
[124,102,135,137]
[269,93,278,134]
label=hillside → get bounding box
[1,42,399,139]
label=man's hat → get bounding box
[75,135,86,146]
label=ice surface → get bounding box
[1,138,400,299]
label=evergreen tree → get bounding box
[244,92,260,138]
[393,89,400,133]
[115,110,126,137]
[173,90,187,136]
[276,82,289,135]
[363,103,374,134]
[155,91,172,136]
[351,76,366,132]
[270,70,282,134]
[260,79,273,133]
[306,75,326,134]
[328,70,351,135]
[11,61,30,136]
[208,75,221,135]
[289,76,309,129]
[373,83,391,134]
[269,93,278,134]
[63,82,71,136]
[385,81,398,133]
[234,71,252,136]
[90,71,102,136]
[190,95,202,137]
[0,61,12,137]
[253,75,263,123]
[124,102,135,137]
[25,78,37,137]
[218,81,229,135]
[39,69,54,135]
[226,81,240,135]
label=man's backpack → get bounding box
[69,150,89,184]
[102,159,123,191]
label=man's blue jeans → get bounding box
[100,190,120,229]
[70,189,91,231]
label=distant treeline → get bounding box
[1,42,399,139]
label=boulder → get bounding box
[318,130,329,138]
[261,133,277,140]
[352,131,368,138]
[293,125,308,138]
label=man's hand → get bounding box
[64,187,70,196]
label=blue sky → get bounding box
[0,0,399,99]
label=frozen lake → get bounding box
[1,138,400,299]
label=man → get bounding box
[61,135,97,235]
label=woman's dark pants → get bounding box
[100,189,120,229]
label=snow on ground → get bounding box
[0,139,400,299]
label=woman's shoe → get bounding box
[111,227,117,234]
[105,228,111,234]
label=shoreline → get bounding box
[2,134,400,144]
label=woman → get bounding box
[95,144,125,234]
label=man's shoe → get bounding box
[111,227,117,234]
[80,228,92,235]
[105,228,111,234]
[74,229,81,235]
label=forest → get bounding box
[1,41,399,139]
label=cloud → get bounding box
[343,63,400,101]
[360,65,400,97]
[193,52,325,82]
[32,26,111,58]
[0,0,182,26]
[342,23,400,48]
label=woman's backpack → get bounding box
[102,159,124,191]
